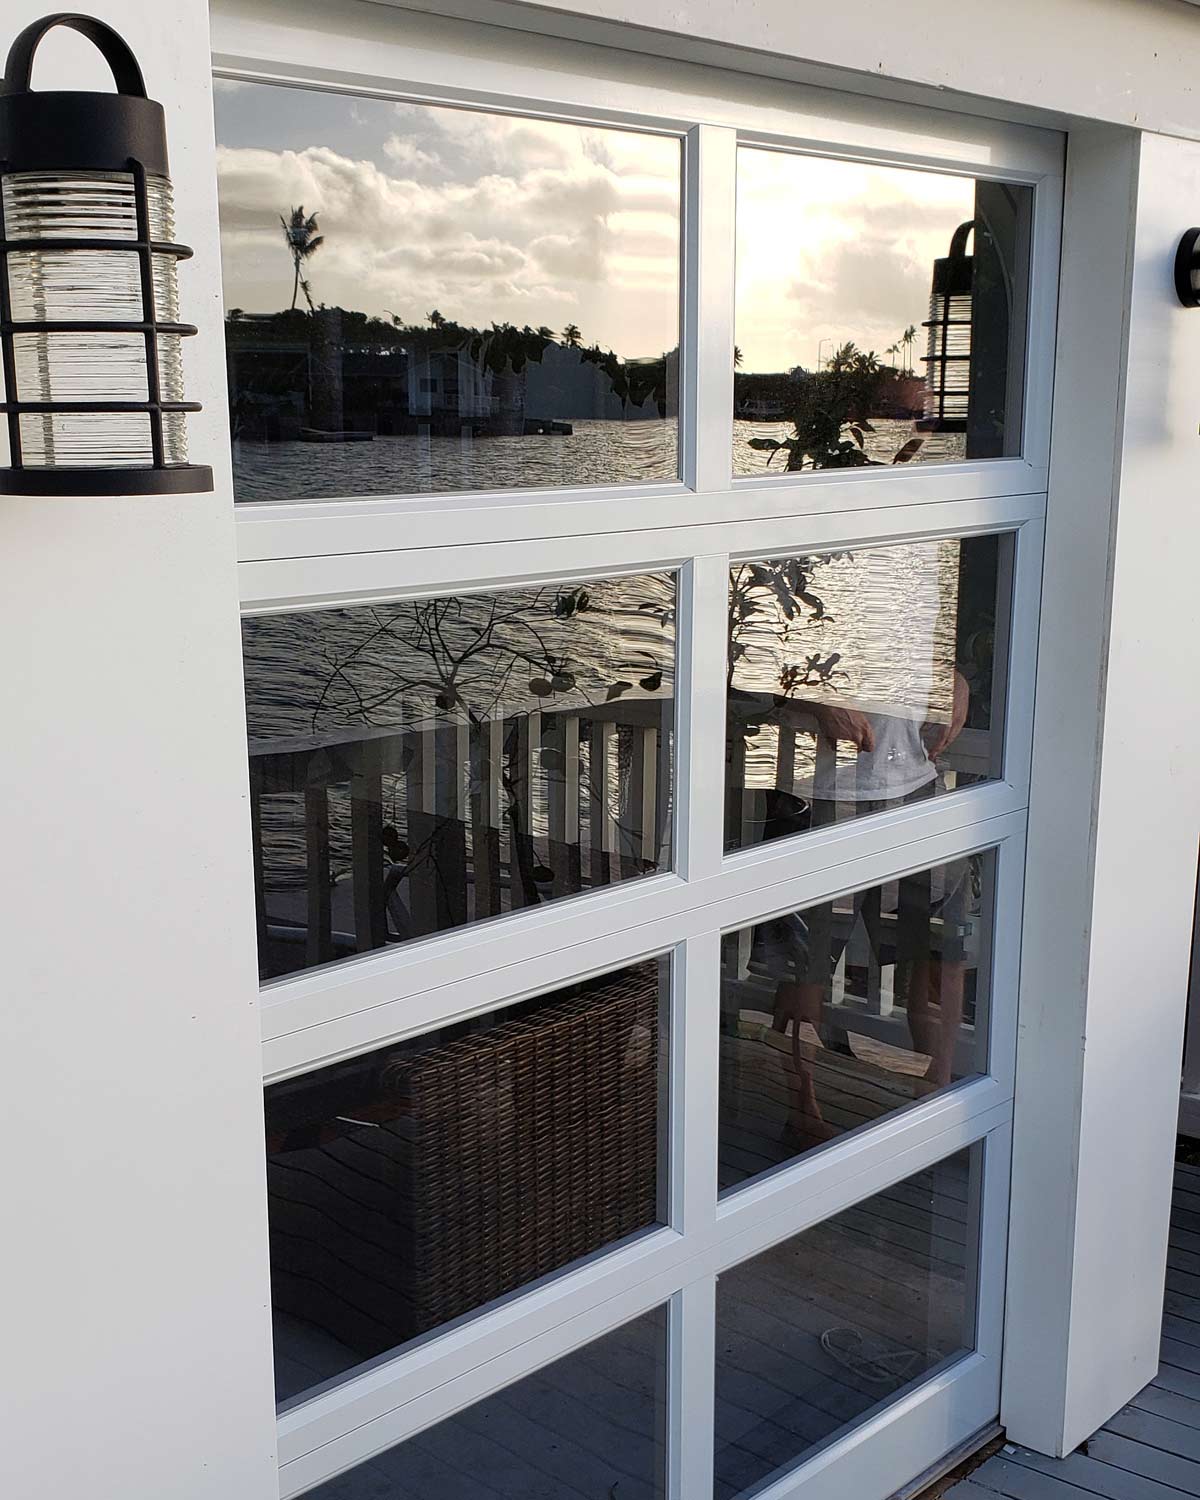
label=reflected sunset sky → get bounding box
[214,79,975,373]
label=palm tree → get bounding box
[427,309,446,329]
[901,323,918,373]
[562,322,582,347]
[280,206,324,312]
[734,345,743,368]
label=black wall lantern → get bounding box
[1176,228,1200,308]
[0,13,211,494]
[918,219,976,435]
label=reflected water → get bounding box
[234,417,677,502]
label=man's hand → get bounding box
[924,669,969,759]
[811,702,875,751]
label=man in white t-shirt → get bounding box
[750,676,973,1150]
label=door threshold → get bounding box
[890,1421,1005,1499]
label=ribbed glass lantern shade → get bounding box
[0,13,211,495]
[919,220,975,436]
[4,171,187,466]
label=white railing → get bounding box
[249,695,673,971]
[249,703,987,978]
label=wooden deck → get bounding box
[946,1157,1200,1500]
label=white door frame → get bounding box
[207,3,1064,1495]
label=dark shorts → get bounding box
[751,783,975,982]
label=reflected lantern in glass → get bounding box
[919,219,975,438]
[0,14,211,493]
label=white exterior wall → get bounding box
[1007,127,1200,1454]
[412,0,1200,138]
[3,0,1200,1492]
[1067,132,1200,1440]
[0,4,277,1498]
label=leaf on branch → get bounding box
[639,670,663,692]
[768,576,798,620]
[892,437,924,464]
[606,681,633,701]
[529,678,555,697]
[796,590,826,620]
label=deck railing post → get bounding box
[303,782,334,966]
[248,759,268,962]
[469,716,503,920]
[544,713,582,898]
[431,718,469,930]
[351,736,387,952]
[589,717,619,885]
[404,711,439,936]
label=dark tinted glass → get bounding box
[726,534,1009,852]
[301,1307,668,1499]
[734,149,1031,472]
[714,1150,977,1498]
[268,959,669,1404]
[245,572,675,981]
[720,854,993,1193]
[214,80,681,501]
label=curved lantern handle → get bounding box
[948,220,976,260]
[2,12,147,98]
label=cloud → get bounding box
[215,111,681,357]
[735,148,976,371]
[381,135,443,176]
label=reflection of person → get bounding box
[803,666,968,801]
[753,678,972,1149]
[731,536,994,1151]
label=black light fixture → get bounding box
[1175,228,1200,308]
[0,13,211,494]
[918,219,976,435]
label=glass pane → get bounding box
[734,149,1031,472]
[214,79,681,502]
[726,534,1009,853]
[714,1150,978,1498]
[300,1307,668,1498]
[720,854,992,1193]
[267,959,669,1404]
[245,572,675,981]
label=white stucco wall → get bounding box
[0,5,278,1498]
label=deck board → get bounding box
[1001,1446,1190,1500]
[948,1159,1200,1500]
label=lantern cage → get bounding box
[917,219,976,437]
[0,13,211,494]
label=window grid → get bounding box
[220,37,1058,1500]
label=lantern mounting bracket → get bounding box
[1175,227,1200,308]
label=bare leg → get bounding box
[773,979,836,1146]
[906,957,966,1090]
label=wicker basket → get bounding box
[267,962,661,1363]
